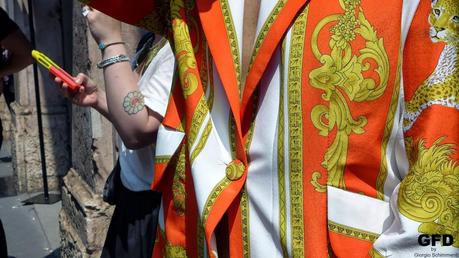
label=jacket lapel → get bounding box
[197,0,243,138]
[241,0,309,130]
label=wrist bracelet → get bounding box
[98,41,126,51]
[97,54,130,69]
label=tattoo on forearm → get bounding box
[123,91,145,115]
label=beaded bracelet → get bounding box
[97,54,130,69]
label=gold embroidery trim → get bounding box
[328,220,379,243]
[241,187,250,258]
[220,0,241,95]
[229,116,237,158]
[369,248,385,258]
[197,217,205,258]
[190,120,213,164]
[249,0,287,69]
[278,38,288,257]
[287,8,308,258]
[376,54,402,200]
[204,44,215,111]
[202,178,232,224]
[155,155,172,164]
[244,90,259,153]
[201,40,209,97]
[188,97,209,148]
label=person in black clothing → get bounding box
[0,7,32,258]
[0,7,32,151]
[0,7,33,77]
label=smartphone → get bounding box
[31,50,80,91]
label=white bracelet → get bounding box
[97,54,130,69]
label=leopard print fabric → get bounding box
[404,0,459,131]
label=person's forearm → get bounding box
[92,89,112,122]
[101,44,159,148]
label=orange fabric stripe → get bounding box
[185,160,199,258]
[227,196,244,258]
[406,107,459,159]
[162,79,186,130]
[162,162,186,248]
[152,162,169,191]
[152,229,165,257]
[343,0,403,198]
[300,1,329,254]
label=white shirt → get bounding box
[119,39,174,192]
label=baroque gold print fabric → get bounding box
[309,0,390,189]
[165,242,188,258]
[398,137,459,248]
[171,0,199,98]
[172,146,187,215]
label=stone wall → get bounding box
[4,0,71,193]
[59,2,142,257]
[0,1,11,141]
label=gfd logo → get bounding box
[418,234,454,246]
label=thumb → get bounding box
[74,73,90,85]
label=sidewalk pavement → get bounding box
[0,141,61,258]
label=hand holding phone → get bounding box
[31,50,80,91]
